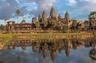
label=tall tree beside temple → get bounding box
[33,17,40,29]
[16,8,21,17]
[88,11,96,31]
[16,8,21,23]
[35,20,40,29]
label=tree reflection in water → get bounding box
[89,48,96,60]
[72,39,79,49]
[64,39,71,56]
[21,46,26,50]
[31,39,78,62]
[89,37,96,60]
[32,38,96,62]
[0,60,3,63]
[39,42,48,58]
[2,37,96,63]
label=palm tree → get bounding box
[16,8,21,16]
[16,8,21,23]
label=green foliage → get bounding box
[63,24,68,31]
[72,20,77,26]
[44,20,48,27]
[71,20,78,31]
[35,21,40,28]
[89,11,96,20]
[21,19,26,23]
[88,11,96,30]
[16,8,21,16]
[0,24,4,30]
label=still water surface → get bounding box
[0,39,96,63]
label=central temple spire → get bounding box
[50,7,57,19]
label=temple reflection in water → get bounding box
[0,37,96,63]
[7,37,96,61]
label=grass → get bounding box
[0,32,94,49]
[0,32,93,40]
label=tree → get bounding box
[71,20,78,32]
[89,48,96,60]
[62,24,68,32]
[0,24,4,31]
[16,8,21,16]
[42,11,48,29]
[88,11,96,31]
[51,19,59,30]
[44,20,48,28]
[16,8,21,23]
[35,21,40,29]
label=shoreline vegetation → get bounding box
[0,32,94,40]
[0,32,95,50]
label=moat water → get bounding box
[0,38,96,63]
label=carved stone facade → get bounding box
[50,7,57,19]
[6,20,32,33]
[6,7,86,33]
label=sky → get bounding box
[0,0,96,24]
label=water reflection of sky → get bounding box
[0,47,96,63]
[56,48,95,63]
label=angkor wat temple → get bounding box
[4,7,96,33]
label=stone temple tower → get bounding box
[64,11,72,31]
[38,12,42,21]
[50,7,57,19]
[42,11,48,21]
[65,11,70,21]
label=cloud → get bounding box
[66,0,77,6]
[0,0,20,19]
[0,0,57,20]
[81,0,96,4]
[20,0,56,11]
[40,0,56,10]
[0,0,96,23]
[66,0,96,20]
